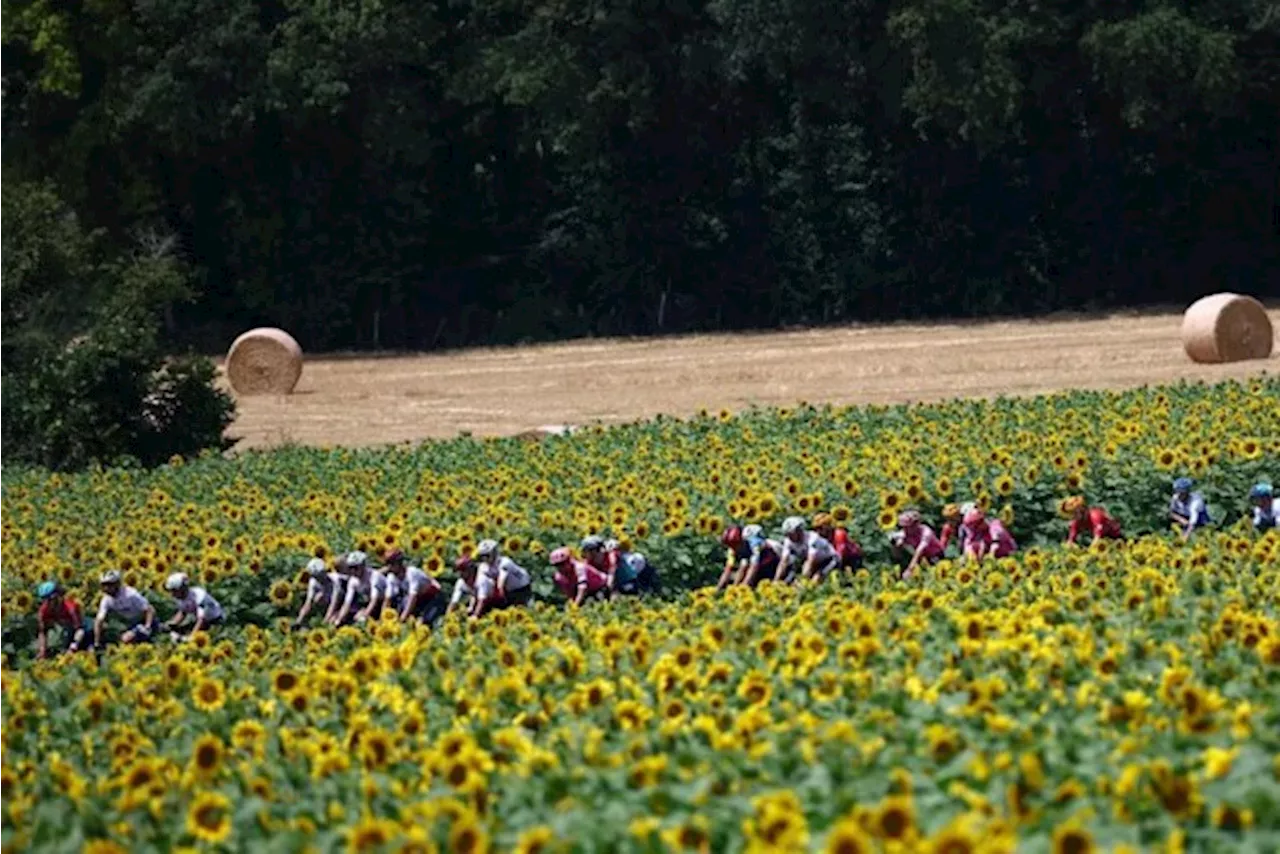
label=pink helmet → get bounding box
[963,508,986,527]
[549,547,573,566]
[897,510,922,528]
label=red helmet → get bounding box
[720,526,743,548]
[549,547,573,565]
[454,555,475,574]
[383,548,406,564]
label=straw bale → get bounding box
[1181,293,1273,364]
[226,328,303,395]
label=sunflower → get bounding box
[447,816,490,854]
[188,734,224,780]
[660,817,711,853]
[191,678,226,712]
[513,826,555,854]
[1050,823,1095,854]
[824,818,874,854]
[186,790,232,843]
[346,815,400,853]
[872,796,916,842]
[268,580,292,607]
[82,842,129,854]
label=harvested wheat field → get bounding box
[221,309,1278,449]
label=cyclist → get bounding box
[474,539,534,614]
[895,510,944,579]
[1249,483,1275,531]
[1169,477,1212,541]
[35,581,90,659]
[812,512,863,572]
[1063,496,1123,546]
[293,558,346,629]
[778,516,839,583]
[384,549,448,625]
[163,572,226,638]
[717,526,751,591]
[93,570,156,648]
[739,524,783,587]
[549,547,609,607]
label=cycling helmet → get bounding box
[305,558,328,578]
[100,570,122,585]
[1173,477,1193,493]
[37,581,58,600]
[165,572,189,592]
[1062,496,1086,516]
[383,548,406,565]
[604,538,621,552]
[812,512,834,530]
[888,531,906,547]
[963,508,986,527]
[1250,483,1273,500]
[720,526,743,548]
[959,502,977,517]
[580,535,605,551]
[742,524,764,541]
[549,547,573,565]
[347,550,368,568]
[782,517,806,535]
[897,510,922,528]
[942,503,960,520]
[476,539,500,559]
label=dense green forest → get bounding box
[4,0,1278,352]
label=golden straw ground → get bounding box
[220,309,1279,450]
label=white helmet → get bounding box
[347,551,368,568]
[100,570,122,585]
[165,572,189,592]
[305,558,328,578]
[782,517,806,535]
[604,538,620,552]
[959,502,977,517]
[580,535,605,551]
[742,524,764,540]
[476,539,500,559]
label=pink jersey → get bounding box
[969,520,1017,558]
[989,520,1016,555]
[553,560,608,598]
[901,524,944,559]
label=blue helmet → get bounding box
[37,581,58,600]
[1172,477,1193,493]
[1250,483,1273,500]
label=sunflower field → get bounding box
[2,377,1279,852]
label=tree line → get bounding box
[4,0,1278,355]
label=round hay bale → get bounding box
[225,328,303,395]
[1181,294,1273,364]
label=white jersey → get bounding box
[173,586,225,621]
[307,573,345,606]
[342,569,390,607]
[780,532,837,571]
[494,556,532,591]
[404,566,441,599]
[97,586,151,622]
[449,578,476,607]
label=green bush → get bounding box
[1,181,236,471]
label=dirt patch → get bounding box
[220,310,1278,450]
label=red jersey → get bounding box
[1067,507,1122,544]
[38,597,82,629]
[939,522,959,551]
[553,561,608,599]
[831,528,862,565]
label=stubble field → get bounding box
[220,310,1279,450]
